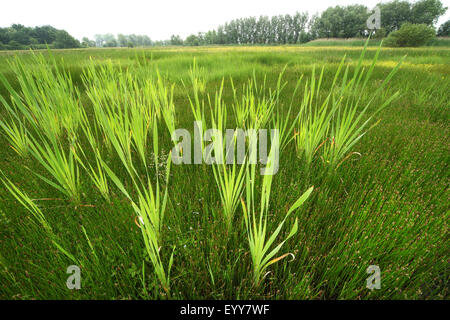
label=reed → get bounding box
[230,69,285,130]
[208,80,248,232]
[321,43,403,168]
[0,53,82,202]
[241,146,313,285]
[294,41,403,169]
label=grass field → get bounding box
[0,43,448,300]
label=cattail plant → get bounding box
[0,111,30,158]
[230,69,286,130]
[272,75,304,153]
[83,61,142,167]
[1,52,81,141]
[67,59,177,291]
[97,114,175,293]
[26,132,81,202]
[209,80,248,232]
[150,70,177,144]
[321,43,403,169]
[294,65,340,165]
[294,40,403,169]
[0,54,82,202]
[73,113,110,202]
[185,59,206,125]
[241,144,313,285]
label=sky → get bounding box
[1,0,449,41]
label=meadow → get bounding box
[0,42,448,299]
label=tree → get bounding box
[117,34,128,47]
[142,35,152,46]
[33,25,58,44]
[101,34,117,47]
[437,20,450,36]
[204,30,217,45]
[170,35,183,45]
[378,0,447,34]
[9,29,32,45]
[104,39,118,47]
[377,0,412,33]
[7,40,24,50]
[54,30,80,49]
[342,5,370,37]
[184,34,200,46]
[0,28,9,44]
[128,34,138,47]
[293,12,309,43]
[312,5,369,38]
[216,26,226,44]
[411,0,447,26]
[308,14,320,40]
[210,12,311,45]
[81,37,96,47]
[0,24,80,50]
[94,34,105,47]
[92,33,154,47]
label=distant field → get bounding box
[0,44,448,299]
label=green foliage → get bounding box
[378,0,447,33]
[377,0,413,33]
[0,24,80,50]
[81,37,96,48]
[293,42,403,168]
[184,34,201,46]
[437,20,450,36]
[384,23,436,47]
[54,30,81,49]
[241,157,313,285]
[92,33,153,48]
[372,28,387,40]
[410,0,448,26]
[1,0,447,51]
[170,35,183,46]
[184,0,447,45]
[0,52,82,202]
[311,5,370,38]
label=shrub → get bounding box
[372,28,387,40]
[384,23,436,47]
[7,40,24,50]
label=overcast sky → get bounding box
[1,0,449,41]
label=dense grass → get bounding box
[303,38,383,47]
[0,44,448,300]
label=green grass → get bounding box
[303,37,450,48]
[303,38,383,47]
[0,44,448,300]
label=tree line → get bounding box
[83,34,154,48]
[176,0,447,46]
[81,0,448,47]
[0,24,80,50]
[0,0,448,50]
